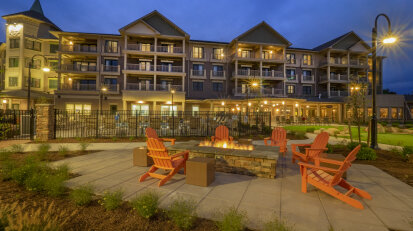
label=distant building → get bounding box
[0,0,409,122]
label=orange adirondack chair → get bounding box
[139,138,189,187]
[299,145,372,209]
[211,125,233,142]
[264,127,288,155]
[145,127,176,145]
[291,132,329,164]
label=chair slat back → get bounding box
[215,125,229,141]
[146,138,172,168]
[145,127,159,139]
[308,132,329,158]
[272,127,286,142]
[330,145,361,186]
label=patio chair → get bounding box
[145,127,176,145]
[211,125,233,142]
[264,127,288,155]
[299,145,372,209]
[139,138,189,187]
[291,132,329,164]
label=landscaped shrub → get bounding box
[168,197,197,230]
[357,147,377,160]
[263,216,295,231]
[70,185,94,206]
[79,142,90,152]
[0,149,11,161]
[306,127,315,133]
[346,142,368,151]
[100,190,124,211]
[129,136,134,141]
[24,172,47,191]
[10,157,45,185]
[58,145,69,156]
[10,144,24,153]
[130,191,160,219]
[36,143,51,160]
[402,146,413,161]
[294,131,307,139]
[55,164,70,179]
[216,207,247,231]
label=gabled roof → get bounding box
[232,21,291,46]
[119,10,188,37]
[313,31,370,51]
[2,0,61,31]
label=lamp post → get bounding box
[370,13,397,149]
[27,54,50,110]
[171,89,175,137]
[99,86,107,115]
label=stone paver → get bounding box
[55,141,413,231]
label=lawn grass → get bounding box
[283,125,413,146]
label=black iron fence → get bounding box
[54,110,271,139]
[0,110,36,140]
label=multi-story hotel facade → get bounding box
[0,0,409,123]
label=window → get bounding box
[31,78,41,88]
[212,65,224,76]
[12,104,19,110]
[48,59,58,71]
[105,59,118,67]
[25,39,41,51]
[139,61,151,71]
[9,38,20,49]
[303,54,312,65]
[104,78,117,90]
[240,50,251,58]
[48,78,58,89]
[192,81,203,91]
[368,108,372,116]
[66,104,92,114]
[78,79,96,90]
[262,51,270,59]
[105,40,118,53]
[110,105,117,114]
[302,70,312,76]
[287,85,295,94]
[192,46,204,59]
[286,53,296,64]
[25,58,41,69]
[73,61,97,72]
[8,77,18,87]
[286,69,296,80]
[141,43,151,52]
[380,108,389,119]
[192,106,200,116]
[9,57,19,67]
[49,44,59,53]
[192,64,204,76]
[391,108,397,119]
[212,82,223,92]
[398,108,403,119]
[131,104,149,115]
[213,48,224,59]
[160,105,177,115]
[303,86,312,95]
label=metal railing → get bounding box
[262,53,284,61]
[286,75,298,82]
[156,65,183,72]
[211,53,225,60]
[126,64,154,71]
[102,65,119,73]
[350,59,368,67]
[0,110,36,140]
[211,70,225,77]
[61,64,97,72]
[126,83,154,91]
[60,45,98,53]
[191,69,205,77]
[156,46,183,53]
[301,75,314,82]
[54,110,272,138]
[330,90,349,97]
[155,84,183,92]
[126,44,155,52]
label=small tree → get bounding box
[346,82,368,144]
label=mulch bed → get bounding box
[0,181,221,231]
[7,150,99,162]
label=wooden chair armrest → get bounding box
[229,136,234,142]
[170,151,189,160]
[291,143,310,151]
[264,137,271,146]
[318,157,343,166]
[148,155,171,160]
[161,138,176,145]
[305,148,328,151]
[298,162,339,173]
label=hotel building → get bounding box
[0,0,409,123]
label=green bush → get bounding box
[0,160,16,181]
[24,172,47,191]
[168,198,197,230]
[129,136,134,141]
[357,147,377,160]
[294,131,307,139]
[130,191,160,219]
[264,217,295,231]
[100,190,124,211]
[10,144,24,153]
[306,127,315,133]
[36,143,51,160]
[346,142,368,150]
[216,207,246,231]
[70,185,94,206]
[0,149,12,161]
[79,142,90,152]
[58,145,69,156]
[11,157,45,185]
[402,146,413,160]
[55,164,70,179]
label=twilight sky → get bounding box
[1,0,412,94]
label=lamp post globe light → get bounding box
[370,13,397,149]
[27,54,50,110]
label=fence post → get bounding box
[96,110,99,138]
[29,109,34,140]
[135,110,138,138]
[206,112,209,137]
[238,112,241,137]
[269,112,272,130]
[172,110,175,137]
[53,109,57,139]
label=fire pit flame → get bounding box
[199,140,254,151]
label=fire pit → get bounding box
[168,141,279,178]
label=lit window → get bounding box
[286,53,296,64]
[192,106,199,116]
[8,77,18,87]
[391,108,397,119]
[9,38,20,49]
[287,85,295,94]
[303,54,312,65]
[192,46,204,59]
[105,40,118,53]
[131,104,149,115]
[213,48,224,59]
[141,43,151,52]
[66,104,91,114]
[380,108,389,119]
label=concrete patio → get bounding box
[52,141,413,231]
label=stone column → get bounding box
[35,104,55,141]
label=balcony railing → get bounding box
[60,45,97,53]
[156,84,183,92]
[105,84,119,92]
[286,59,297,65]
[126,64,154,71]
[320,74,348,82]
[236,69,260,77]
[262,53,284,61]
[301,59,314,66]
[330,90,349,97]
[156,46,183,54]
[190,51,206,59]
[126,44,154,52]
[61,83,97,91]
[102,65,119,73]
[350,59,368,67]
[211,70,225,78]
[301,75,314,83]
[126,83,154,91]
[286,75,298,82]
[237,52,256,59]
[263,87,284,96]
[191,69,206,78]
[262,70,284,78]
[60,64,97,72]
[211,53,225,61]
[156,65,183,73]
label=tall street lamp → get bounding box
[370,13,397,149]
[27,54,50,110]
[171,89,175,137]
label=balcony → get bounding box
[60,64,98,73]
[126,44,155,53]
[210,53,226,62]
[60,45,98,54]
[60,83,97,91]
[319,58,347,67]
[263,87,284,96]
[156,65,183,73]
[125,64,154,73]
[350,59,368,68]
[210,70,225,79]
[320,74,348,83]
[190,69,206,79]
[101,65,120,75]
[234,69,260,77]
[156,46,183,54]
[262,53,285,62]
[286,74,298,83]
[330,90,349,97]
[105,84,120,92]
[126,83,154,91]
[156,84,183,92]
[301,75,314,83]
[261,70,284,79]
[190,51,207,61]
